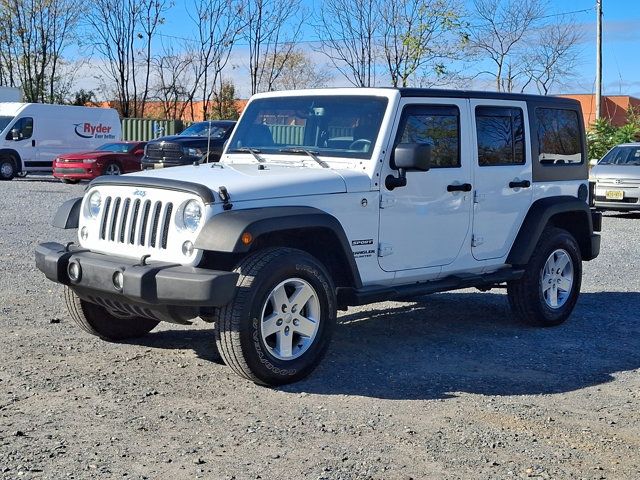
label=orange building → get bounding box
[558,94,640,128]
[96,99,248,122]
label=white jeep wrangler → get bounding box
[36,88,601,386]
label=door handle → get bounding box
[31,139,35,147]
[509,180,530,189]
[447,183,472,192]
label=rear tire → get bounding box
[215,248,336,386]
[0,157,16,180]
[507,227,582,327]
[64,286,159,341]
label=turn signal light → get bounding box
[241,232,253,245]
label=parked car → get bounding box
[52,141,146,184]
[36,88,600,386]
[141,120,236,169]
[0,102,121,180]
[590,143,640,211]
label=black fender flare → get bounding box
[53,197,82,229]
[507,196,598,265]
[0,148,22,171]
[194,206,362,288]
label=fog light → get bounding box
[112,271,124,291]
[68,261,81,282]
[182,240,195,257]
[80,226,89,241]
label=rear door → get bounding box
[470,100,533,261]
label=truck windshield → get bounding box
[180,122,230,138]
[0,116,14,133]
[227,96,388,160]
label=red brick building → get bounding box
[558,94,640,128]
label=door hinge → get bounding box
[471,235,484,247]
[378,243,394,257]
[379,195,396,209]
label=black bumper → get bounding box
[35,242,238,307]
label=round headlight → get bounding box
[182,200,202,232]
[87,191,102,218]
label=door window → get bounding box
[396,105,460,168]
[475,107,525,166]
[6,117,33,141]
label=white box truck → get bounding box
[0,87,21,102]
[0,103,121,180]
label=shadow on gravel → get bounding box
[132,291,640,400]
[603,212,640,220]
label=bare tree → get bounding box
[380,0,464,87]
[0,0,82,102]
[139,0,170,117]
[467,0,544,92]
[245,0,303,94]
[316,0,380,87]
[257,49,333,91]
[185,0,243,120]
[520,19,583,95]
[152,43,194,119]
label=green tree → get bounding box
[587,109,640,161]
[209,81,239,120]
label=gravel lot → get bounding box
[1,176,639,480]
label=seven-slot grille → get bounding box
[99,196,174,249]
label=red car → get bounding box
[53,141,146,184]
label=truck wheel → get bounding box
[0,157,16,180]
[215,247,337,386]
[64,286,159,341]
[104,162,122,175]
[507,227,582,327]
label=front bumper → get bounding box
[35,242,238,308]
[53,163,100,180]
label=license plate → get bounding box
[153,163,164,169]
[605,190,624,200]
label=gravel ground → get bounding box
[1,176,639,480]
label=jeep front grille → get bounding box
[99,196,174,249]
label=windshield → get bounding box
[96,142,134,153]
[180,122,230,138]
[0,116,14,133]
[599,146,640,166]
[227,95,388,160]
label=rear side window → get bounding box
[396,105,460,168]
[475,107,525,166]
[536,108,583,165]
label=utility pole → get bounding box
[595,0,602,120]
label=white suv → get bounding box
[36,88,601,386]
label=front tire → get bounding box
[64,286,159,340]
[215,248,337,386]
[0,157,16,180]
[507,227,582,327]
[104,162,122,175]
[61,178,80,184]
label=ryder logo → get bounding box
[74,123,116,140]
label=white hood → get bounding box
[128,161,372,202]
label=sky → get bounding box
[75,0,640,100]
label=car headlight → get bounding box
[83,158,97,164]
[184,147,204,157]
[182,200,202,231]
[87,191,102,218]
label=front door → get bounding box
[378,98,473,272]
[470,100,533,261]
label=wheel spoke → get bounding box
[548,285,558,307]
[542,281,553,293]
[558,277,572,292]
[270,284,289,312]
[261,312,280,338]
[289,283,315,310]
[555,254,570,273]
[294,315,317,337]
[276,330,293,358]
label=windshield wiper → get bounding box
[227,147,266,163]
[279,148,329,168]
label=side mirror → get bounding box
[386,143,431,190]
[11,128,20,141]
[589,158,598,167]
[393,143,431,171]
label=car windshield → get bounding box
[96,143,134,153]
[599,146,640,166]
[0,116,14,133]
[180,122,230,138]
[227,95,389,160]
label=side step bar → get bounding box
[337,268,525,307]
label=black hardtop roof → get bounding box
[396,87,580,107]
